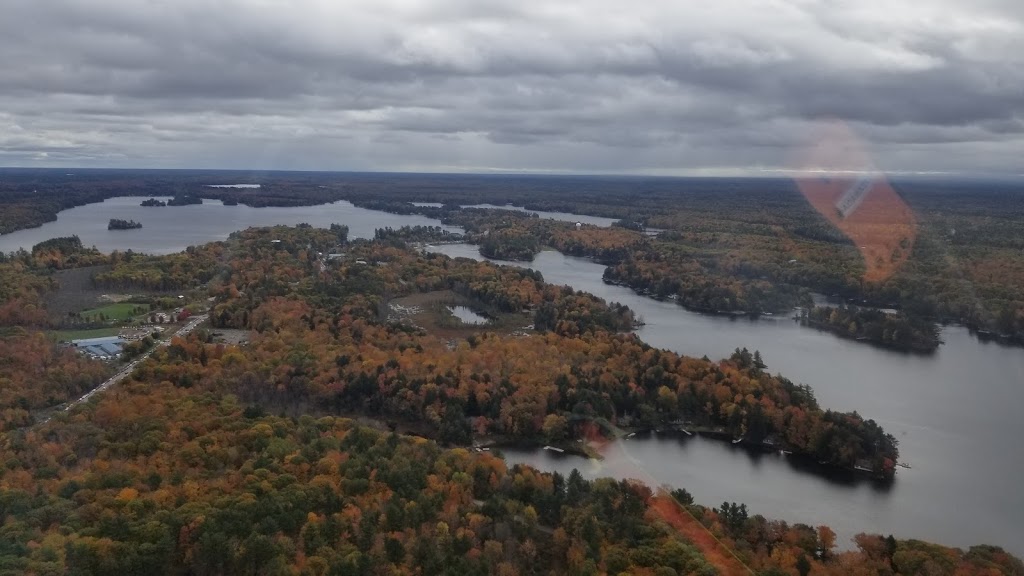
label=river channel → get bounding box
[427,245,1024,554]
[1,197,1021,554]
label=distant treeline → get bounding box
[2,170,1023,344]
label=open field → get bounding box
[390,290,533,339]
[209,328,252,345]
[48,327,121,341]
[78,302,147,321]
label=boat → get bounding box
[680,429,693,436]
[779,450,792,456]
[731,438,743,444]
[542,445,565,453]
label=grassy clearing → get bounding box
[48,327,121,341]
[78,302,147,321]
[391,290,532,338]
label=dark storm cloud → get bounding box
[1,0,1023,174]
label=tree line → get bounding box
[0,223,1020,574]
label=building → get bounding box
[71,336,125,358]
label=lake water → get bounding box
[449,305,489,325]
[461,203,619,227]
[2,198,1022,554]
[429,243,1024,555]
[0,196,461,255]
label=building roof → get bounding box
[71,336,124,346]
[71,336,125,357]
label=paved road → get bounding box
[38,314,209,425]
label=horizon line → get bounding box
[1,165,1022,182]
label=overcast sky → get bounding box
[2,0,1023,176]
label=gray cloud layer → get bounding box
[2,0,1023,175]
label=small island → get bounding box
[478,228,541,261]
[108,218,142,230]
[140,198,166,207]
[167,193,203,206]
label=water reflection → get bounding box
[448,305,489,325]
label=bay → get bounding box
[0,196,461,255]
[2,197,1021,554]
[429,243,1024,555]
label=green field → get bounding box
[77,302,147,321]
[48,327,121,341]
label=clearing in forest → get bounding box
[390,290,532,339]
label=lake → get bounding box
[0,196,461,255]
[1,198,1021,554]
[461,203,619,227]
[429,243,1024,555]
[449,305,490,325]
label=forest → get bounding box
[336,178,1024,348]
[799,306,942,353]
[1,171,1023,573]
[0,224,1020,574]
[0,226,1019,574]
[1,170,1021,346]
[167,194,203,206]
[29,227,898,474]
[374,226,463,244]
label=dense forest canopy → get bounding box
[1,171,1023,574]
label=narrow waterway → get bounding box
[461,203,619,227]
[2,197,1021,554]
[429,243,1024,555]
